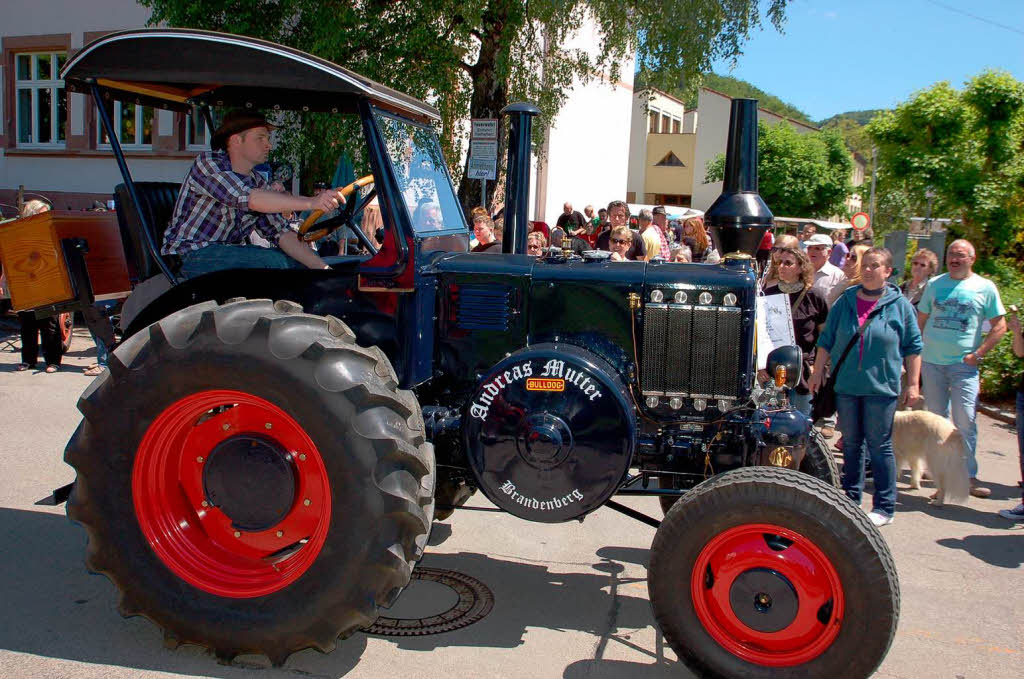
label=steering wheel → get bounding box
[298,175,375,243]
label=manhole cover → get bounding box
[364,567,494,636]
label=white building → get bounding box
[1,1,634,227]
[1,0,198,214]
[691,87,819,211]
[530,21,634,225]
[626,88,696,207]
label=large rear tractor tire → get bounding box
[799,429,840,488]
[649,467,898,679]
[65,299,434,664]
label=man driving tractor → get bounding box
[162,109,341,277]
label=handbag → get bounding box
[811,303,886,421]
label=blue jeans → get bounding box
[85,300,117,367]
[836,393,899,517]
[921,361,980,478]
[1016,390,1024,502]
[180,244,302,279]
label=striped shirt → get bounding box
[162,151,288,255]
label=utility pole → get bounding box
[868,146,877,225]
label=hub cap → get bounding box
[132,390,331,598]
[691,523,844,666]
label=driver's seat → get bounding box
[113,182,181,282]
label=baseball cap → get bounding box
[805,234,834,248]
[210,110,279,151]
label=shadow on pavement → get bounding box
[898,493,1010,530]
[564,658,692,679]
[935,534,1024,568]
[0,506,367,676]
[376,550,656,653]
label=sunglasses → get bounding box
[611,238,630,245]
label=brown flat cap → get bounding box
[210,109,278,151]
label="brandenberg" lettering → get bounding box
[498,480,584,511]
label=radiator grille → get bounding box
[455,284,514,331]
[642,303,745,399]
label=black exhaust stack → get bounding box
[704,98,772,257]
[502,102,540,255]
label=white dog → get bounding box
[891,410,970,506]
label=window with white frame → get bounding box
[185,105,213,149]
[97,99,154,149]
[14,52,67,147]
[648,108,660,133]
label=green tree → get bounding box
[705,121,853,218]
[141,0,790,211]
[867,70,1024,257]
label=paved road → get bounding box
[1,325,1021,679]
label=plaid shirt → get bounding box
[162,151,288,255]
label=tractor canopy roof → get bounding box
[61,28,440,123]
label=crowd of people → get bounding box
[761,230,1021,526]
[472,199,719,264]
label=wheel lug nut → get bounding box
[265,422,273,430]
[233,531,241,538]
[222,423,230,431]
[276,530,284,538]
[299,454,306,461]
[303,499,311,507]
[201,501,208,507]
[196,456,204,463]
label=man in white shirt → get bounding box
[804,233,845,438]
[806,234,845,304]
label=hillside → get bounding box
[819,109,884,128]
[819,110,887,159]
[677,73,815,125]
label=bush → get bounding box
[977,257,1024,400]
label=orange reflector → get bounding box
[774,365,787,388]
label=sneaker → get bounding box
[969,478,991,499]
[868,511,894,527]
[998,503,1024,521]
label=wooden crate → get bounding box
[0,211,131,312]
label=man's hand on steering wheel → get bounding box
[308,190,342,214]
[299,175,375,243]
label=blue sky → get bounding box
[710,0,1024,121]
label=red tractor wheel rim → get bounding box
[133,390,331,598]
[60,313,72,343]
[690,522,844,667]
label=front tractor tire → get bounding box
[65,299,434,664]
[648,467,898,679]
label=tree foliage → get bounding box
[141,0,790,211]
[705,121,853,218]
[867,70,1024,257]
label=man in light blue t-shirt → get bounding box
[917,239,1007,497]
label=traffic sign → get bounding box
[471,118,499,140]
[851,212,870,231]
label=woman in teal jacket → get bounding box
[808,248,922,527]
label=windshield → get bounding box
[374,109,467,235]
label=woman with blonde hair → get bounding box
[14,199,63,373]
[901,248,938,307]
[828,243,871,305]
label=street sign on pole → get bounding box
[467,138,497,180]
[851,212,870,232]
[471,118,499,140]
